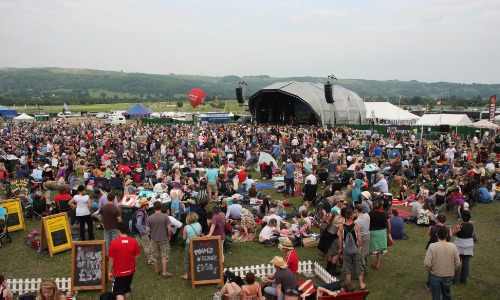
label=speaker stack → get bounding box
[324,83,334,103]
[236,87,244,104]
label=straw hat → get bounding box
[125,179,133,185]
[270,256,288,269]
[279,239,294,251]
[438,185,445,190]
[240,208,249,215]
[139,198,149,207]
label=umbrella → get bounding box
[347,163,358,171]
[395,144,403,149]
[120,166,132,173]
[158,161,168,170]
[225,149,234,153]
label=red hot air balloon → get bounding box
[189,88,206,108]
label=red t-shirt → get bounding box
[285,249,299,275]
[54,193,71,206]
[108,236,141,277]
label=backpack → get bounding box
[342,224,358,255]
[129,209,146,234]
[417,209,430,226]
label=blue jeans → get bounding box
[104,229,118,253]
[263,284,284,300]
[429,273,452,300]
[284,177,294,196]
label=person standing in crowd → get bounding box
[205,167,219,203]
[108,222,141,300]
[424,227,461,300]
[338,209,366,290]
[368,201,390,270]
[354,204,371,276]
[284,159,295,196]
[146,201,173,278]
[452,210,475,284]
[98,193,122,253]
[134,198,152,265]
[181,212,202,281]
[206,205,226,248]
[69,185,94,241]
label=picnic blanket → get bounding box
[256,182,274,190]
[393,207,411,217]
[231,231,257,243]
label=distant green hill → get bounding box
[0,67,498,106]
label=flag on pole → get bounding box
[63,103,69,111]
[489,95,496,123]
[215,98,219,104]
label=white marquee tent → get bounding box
[364,102,420,125]
[471,119,500,129]
[415,114,473,126]
[13,113,34,124]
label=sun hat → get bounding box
[125,179,133,185]
[43,164,50,169]
[270,256,288,269]
[240,208,249,215]
[139,198,149,207]
[438,185,445,190]
[279,239,294,251]
[361,191,371,200]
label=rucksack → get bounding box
[342,224,358,255]
[129,209,146,234]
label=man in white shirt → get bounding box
[305,173,317,185]
[262,208,284,228]
[226,200,243,220]
[445,144,456,167]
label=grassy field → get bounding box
[17,100,249,115]
[1,174,499,300]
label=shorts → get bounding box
[135,234,151,257]
[207,183,218,195]
[112,273,134,295]
[342,252,364,277]
[151,240,170,263]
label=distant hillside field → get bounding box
[0,67,498,107]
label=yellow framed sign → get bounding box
[0,199,25,232]
[41,213,73,256]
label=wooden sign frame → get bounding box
[71,241,106,293]
[40,212,73,257]
[190,236,224,289]
[0,199,25,232]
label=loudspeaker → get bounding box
[236,87,244,104]
[324,83,334,103]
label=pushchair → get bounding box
[0,216,13,248]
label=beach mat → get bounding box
[231,231,256,243]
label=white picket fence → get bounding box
[224,260,336,284]
[6,277,72,296]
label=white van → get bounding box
[105,116,126,125]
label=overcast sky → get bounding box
[0,0,498,84]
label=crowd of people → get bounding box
[0,118,496,299]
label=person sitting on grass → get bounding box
[235,208,257,236]
[390,209,407,240]
[312,280,355,300]
[220,272,263,300]
[259,218,280,247]
[36,278,65,300]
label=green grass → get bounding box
[18,100,248,115]
[1,175,499,299]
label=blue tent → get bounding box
[0,105,18,118]
[125,103,153,119]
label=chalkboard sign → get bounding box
[40,213,73,256]
[71,241,106,293]
[190,236,223,289]
[0,199,25,232]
